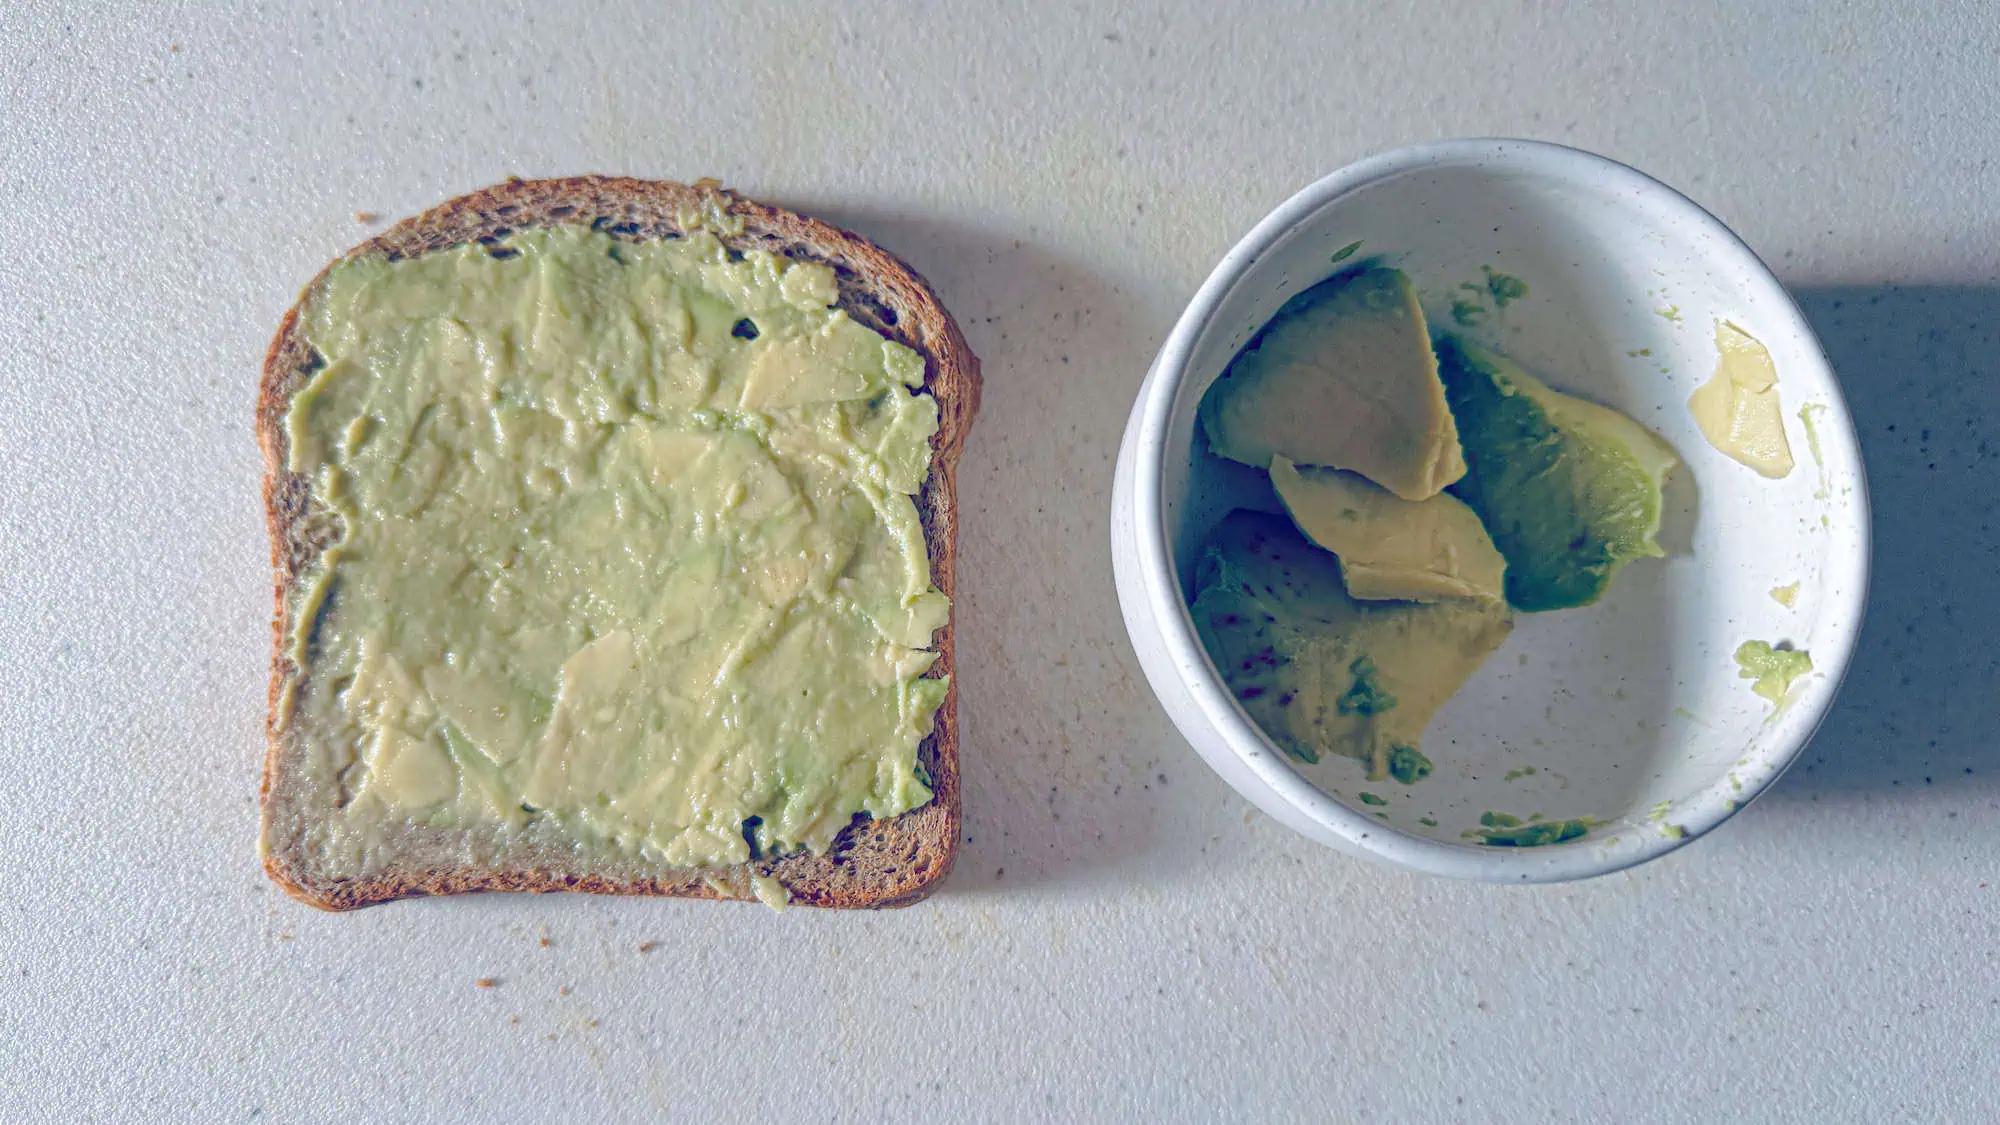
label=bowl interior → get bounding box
[1164,145,1867,861]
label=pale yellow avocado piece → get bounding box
[1269,456,1506,603]
[1688,320,1794,478]
[1190,511,1513,779]
[1199,267,1466,501]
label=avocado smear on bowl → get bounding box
[1190,511,1512,781]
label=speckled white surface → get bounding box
[4,2,1998,1121]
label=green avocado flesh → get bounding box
[1387,744,1433,784]
[1434,335,1680,612]
[1198,267,1465,501]
[1189,511,1512,778]
[1736,640,1813,704]
[1468,810,1594,847]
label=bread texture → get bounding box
[258,177,979,911]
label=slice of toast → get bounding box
[257,177,980,911]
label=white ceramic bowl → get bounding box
[1111,139,1870,881]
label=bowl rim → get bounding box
[1126,137,1873,882]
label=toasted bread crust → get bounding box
[257,177,979,910]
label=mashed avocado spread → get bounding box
[283,225,947,868]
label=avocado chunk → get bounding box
[1688,320,1794,478]
[1270,455,1506,603]
[1735,640,1812,705]
[1434,336,1679,612]
[1189,511,1512,778]
[1199,267,1466,501]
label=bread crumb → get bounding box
[538,936,550,948]
[557,984,571,997]
[475,977,498,989]
[636,941,657,954]
[354,211,382,224]
[508,1015,520,1025]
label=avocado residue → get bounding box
[1798,401,1834,509]
[1483,267,1529,308]
[1337,655,1398,716]
[1358,792,1388,806]
[1330,240,1363,264]
[1189,512,1513,777]
[1387,744,1433,785]
[1466,810,1595,847]
[1449,268,1529,327]
[1799,403,1827,469]
[1736,640,1813,704]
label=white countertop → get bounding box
[5,2,1998,1120]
